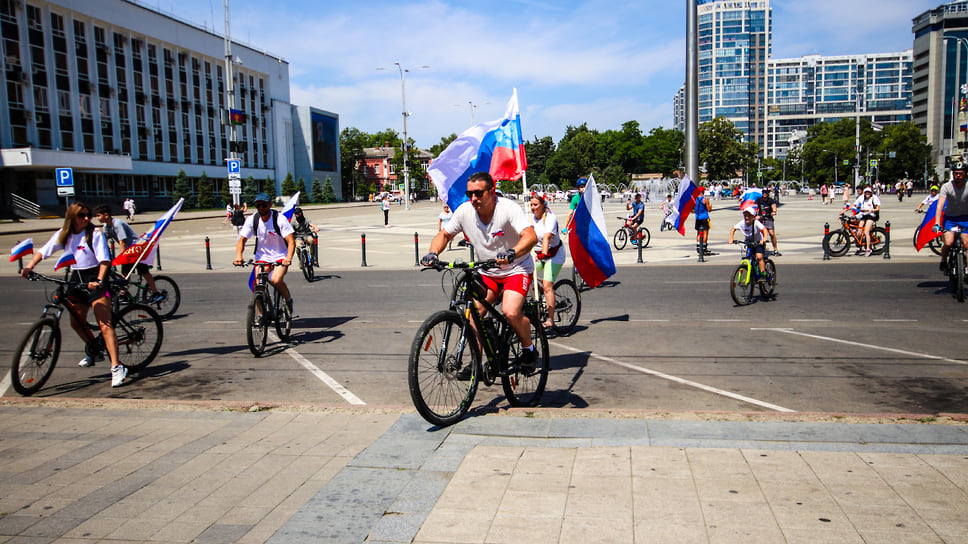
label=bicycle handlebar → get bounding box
[421,258,499,272]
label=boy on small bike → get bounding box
[728,204,768,282]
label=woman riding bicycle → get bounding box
[530,193,565,329]
[728,203,768,282]
[19,201,126,387]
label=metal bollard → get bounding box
[361,233,367,267]
[313,236,319,266]
[883,221,891,260]
[636,234,643,263]
[823,222,830,260]
[414,232,420,266]
[204,237,212,270]
[156,245,162,270]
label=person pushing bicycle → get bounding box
[728,204,769,283]
[290,207,319,266]
[934,161,968,272]
[422,172,539,367]
[235,193,296,315]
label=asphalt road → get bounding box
[2,260,965,416]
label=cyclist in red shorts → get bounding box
[422,172,538,365]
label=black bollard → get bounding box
[636,234,643,263]
[823,222,830,260]
[156,245,162,270]
[205,237,212,270]
[414,232,420,266]
[313,236,319,267]
[361,233,367,267]
[883,221,891,260]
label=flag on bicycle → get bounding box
[53,251,76,271]
[248,268,256,292]
[568,174,615,288]
[281,191,300,221]
[914,199,944,251]
[112,198,184,267]
[428,89,527,212]
[9,238,33,262]
[670,175,705,235]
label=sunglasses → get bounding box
[77,212,91,219]
[465,189,490,199]
[255,202,270,208]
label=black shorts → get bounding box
[67,268,108,304]
[695,218,710,232]
[760,216,775,230]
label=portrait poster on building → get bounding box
[311,112,337,171]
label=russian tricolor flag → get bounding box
[428,89,527,212]
[9,238,33,262]
[113,198,183,268]
[914,199,944,251]
[53,252,76,271]
[281,191,300,221]
[670,175,706,235]
[568,175,615,288]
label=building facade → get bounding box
[359,145,432,197]
[912,1,968,178]
[0,0,338,216]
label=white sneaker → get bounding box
[111,365,128,387]
[78,355,104,367]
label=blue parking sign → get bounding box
[226,159,241,174]
[55,168,74,186]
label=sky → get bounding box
[143,0,941,149]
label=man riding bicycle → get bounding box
[290,207,319,267]
[422,172,539,367]
[934,161,968,272]
[625,193,645,243]
[234,193,296,314]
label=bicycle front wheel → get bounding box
[273,287,292,340]
[503,313,549,407]
[246,292,269,356]
[760,259,777,298]
[11,317,61,396]
[870,227,888,255]
[613,229,628,250]
[551,279,581,335]
[299,249,314,282]
[823,229,850,257]
[114,304,163,371]
[148,275,181,319]
[730,264,755,306]
[408,310,480,426]
[637,227,651,248]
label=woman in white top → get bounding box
[20,201,126,386]
[530,194,566,329]
[853,186,881,256]
[438,203,453,250]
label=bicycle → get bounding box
[113,270,181,319]
[12,272,163,396]
[237,260,292,356]
[531,275,581,335]
[571,266,588,291]
[914,210,943,256]
[729,239,777,306]
[410,258,550,426]
[613,217,650,250]
[822,211,887,257]
[294,233,317,282]
[942,226,967,302]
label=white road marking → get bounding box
[269,332,366,405]
[872,319,917,322]
[631,319,670,322]
[789,319,831,322]
[549,341,795,413]
[205,321,238,324]
[0,371,10,396]
[752,328,968,366]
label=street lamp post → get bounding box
[378,63,428,211]
[944,37,968,165]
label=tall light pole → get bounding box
[685,0,699,182]
[223,0,238,205]
[378,63,428,211]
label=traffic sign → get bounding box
[228,179,242,190]
[226,159,241,175]
[870,160,878,168]
[55,168,74,187]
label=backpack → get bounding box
[246,210,282,255]
[231,208,245,226]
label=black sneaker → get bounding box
[773,251,782,257]
[455,364,473,381]
[150,291,166,304]
[517,348,537,371]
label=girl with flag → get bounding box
[19,202,127,387]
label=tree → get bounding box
[310,177,323,203]
[876,122,933,187]
[699,117,753,182]
[263,175,277,203]
[322,177,336,203]
[523,136,555,184]
[196,171,215,209]
[340,127,369,200]
[218,177,231,206]
[172,169,195,208]
[281,172,298,196]
[642,127,684,177]
[242,175,258,204]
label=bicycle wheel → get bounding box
[11,318,61,396]
[246,292,269,356]
[571,267,587,292]
[551,279,581,335]
[759,259,777,298]
[613,229,628,250]
[408,310,480,426]
[928,235,943,256]
[957,252,966,303]
[730,264,754,306]
[870,227,888,255]
[147,275,180,319]
[299,248,314,282]
[114,304,163,371]
[503,312,549,407]
[273,287,292,340]
[637,227,651,248]
[823,229,850,257]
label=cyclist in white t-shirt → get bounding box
[234,193,296,314]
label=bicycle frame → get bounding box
[452,268,512,374]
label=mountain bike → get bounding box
[294,233,317,282]
[12,272,163,396]
[729,239,776,306]
[613,217,650,250]
[112,270,181,319]
[914,210,943,256]
[942,226,967,302]
[410,258,550,426]
[532,276,581,335]
[822,211,886,257]
[237,260,292,356]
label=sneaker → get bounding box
[455,364,474,381]
[941,260,947,274]
[864,249,872,257]
[111,365,128,387]
[517,348,538,371]
[150,291,166,304]
[78,354,103,367]
[773,251,782,257]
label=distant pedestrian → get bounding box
[224,204,233,224]
[695,188,712,255]
[230,203,247,234]
[820,184,828,205]
[122,198,136,221]
[438,203,454,250]
[381,194,391,227]
[906,179,914,198]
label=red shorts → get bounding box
[481,273,531,297]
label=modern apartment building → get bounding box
[912,0,968,178]
[0,0,339,217]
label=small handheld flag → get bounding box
[9,238,33,262]
[53,252,76,271]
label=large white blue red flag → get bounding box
[281,191,300,221]
[670,175,706,235]
[428,89,528,211]
[568,175,615,288]
[9,238,33,262]
[113,198,184,269]
[914,199,944,251]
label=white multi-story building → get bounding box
[0,0,339,216]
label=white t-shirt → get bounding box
[532,210,565,265]
[444,197,534,277]
[239,211,294,263]
[39,228,110,271]
[853,194,881,217]
[732,219,767,244]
